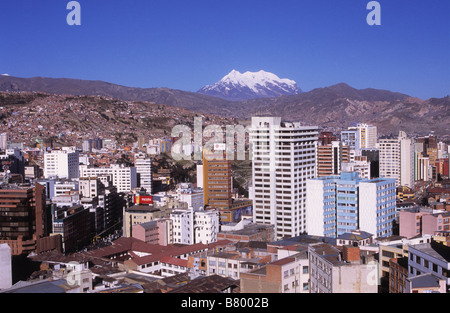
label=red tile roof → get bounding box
[161,256,189,267]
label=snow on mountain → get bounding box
[198,70,302,101]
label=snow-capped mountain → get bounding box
[198,70,302,101]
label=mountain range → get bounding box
[197,70,301,101]
[0,74,448,137]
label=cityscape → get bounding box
[0,0,449,305]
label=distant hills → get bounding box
[0,75,448,137]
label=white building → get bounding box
[176,183,204,211]
[79,177,104,199]
[379,131,414,188]
[306,172,396,239]
[53,180,79,197]
[342,156,371,179]
[79,164,137,193]
[0,243,12,290]
[44,147,79,179]
[135,154,152,194]
[249,116,318,239]
[170,207,219,245]
[357,123,377,149]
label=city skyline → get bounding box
[0,0,449,100]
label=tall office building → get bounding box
[341,129,359,150]
[0,183,58,255]
[202,150,233,209]
[379,131,415,188]
[317,141,350,177]
[135,154,152,194]
[249,116,318,239]
[44,147,80,179]
[306,172,396,238]
[79,164,137,193]
[357,123,377,149]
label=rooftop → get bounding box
[408,273,443,289]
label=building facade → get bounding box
[250,116,318,239]
[306,172,396,238]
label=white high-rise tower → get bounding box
[249,116,318,239]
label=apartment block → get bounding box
[44,148,79,179]
[0,183,60,255]
[123,204,164,238]
[308,243,378,293]
[170,208,219,245]
[317,141,350,177]
[249,116,318,239]
[306,172,396,238]
[408,241,450,291]
[202,151,232,209]
[51,204,91,253]
[379,131,414,188]
[79,164,137,193]
[357,123,377,149]
[240,251,310,293]
[135,154,152,194]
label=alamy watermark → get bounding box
[66,1,81,26]
[171,117,251,161]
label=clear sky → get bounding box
[0,0,449,99]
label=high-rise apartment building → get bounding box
[379,131,415,188]
[341,129,360,150]
[306,172,396,238]
[44,147,79,179]
[202,150,232,209]
[317,141,350,177]
[249,116,318,239]
[79,164,137,193]
[357,123,377,149]
[0,183,60,255]
[135,154,152,194]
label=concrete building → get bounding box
[0,183,60,255]
[389,257,409,293]
[306,172,396,239]
[135,154,152,194]
[398,206,449,239]
[341,129,360,150]
[123,205,165,238]
[44,147,80,179]
[52,205,91,253]
[379,131,415,188]
[405,272,447,293]
[176,183,204,211]
[377,235,432,283]
[202,150,232,209]
[407,241,450,291]
[249,116,318,239]
[240,251,310,293]
[170,208,219,245]
[341,155,371,179]
[207,251,261,280]
[79,177,105,199]
[0,244,12,290]
[357,123,377,149]
[317,141,350,177]
[308,243,378,293]
[79,164,137,193]
[131,219,173,245]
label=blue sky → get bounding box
[0,0,449,99]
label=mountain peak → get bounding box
[198,70,301,101]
